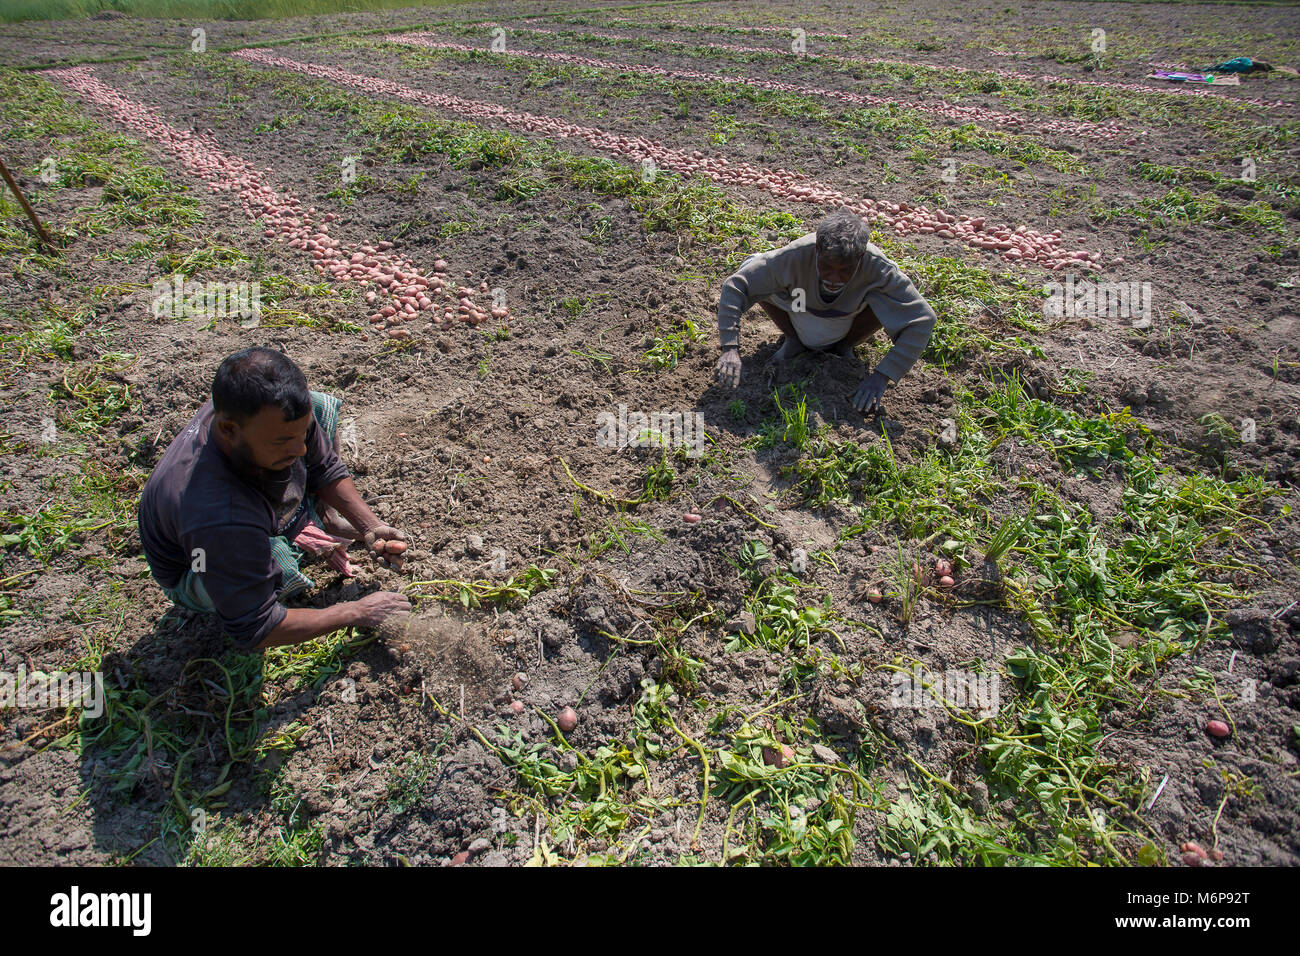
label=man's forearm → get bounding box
[718,322,741,350]
[256,603,360,649]
[873,311,936,383]
[717,275,754,351]
[315,476,380,534]
[874,340,923,383]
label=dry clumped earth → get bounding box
[0,0,1298,867]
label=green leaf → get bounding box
[1136,842,1161,866]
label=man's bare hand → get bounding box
[351,591,411,628]
[851,370,889,414]
[362,523,408,570]
[717,348,742,388]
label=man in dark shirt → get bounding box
[138,347,410,651]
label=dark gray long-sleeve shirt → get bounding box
[717,233,937,382]
[138,400,349,648]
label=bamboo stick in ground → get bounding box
[0,153,57,253]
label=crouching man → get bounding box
[138,346,410,652]
[715,208,937,413]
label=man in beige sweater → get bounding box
[715,208,937,413]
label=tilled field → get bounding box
[1,0,1298,867]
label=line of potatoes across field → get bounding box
[224,47,1109,271]
[43,65,508,342]
[346,26,1295,237]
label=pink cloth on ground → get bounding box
[292,521,357,576]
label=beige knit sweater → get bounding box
[717,233,937,382]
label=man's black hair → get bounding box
[211,347,311,423]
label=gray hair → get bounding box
[814,208,869,264]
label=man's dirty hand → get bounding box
[717,347,742,388]
[352,591,411,628]
[851,370,889,414]
[362,524,408,570]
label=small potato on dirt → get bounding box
[1181,852,1203,867]
[512,672,528,692]
[509,701,524,714]
[866,588,883,604]
[938,575,955,587]
[934,558,952,577]
[451,851,469,866]
[1206,720,1230,738]
[557,706,578,733]
[683,513,701,524]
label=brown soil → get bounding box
[0,0,1297,867]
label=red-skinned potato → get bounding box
[1206,720,1230,738]
[557,706,578,733]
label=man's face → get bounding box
[216,405,312,473]
[817,251,859,290]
